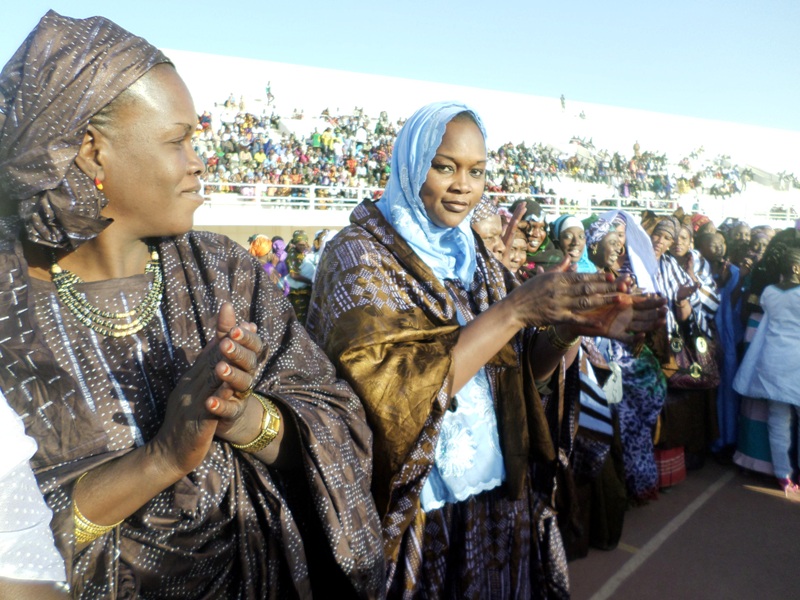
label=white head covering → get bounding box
[599,209,659,293]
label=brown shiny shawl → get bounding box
[306,200,556,562]
[0,10,170,249]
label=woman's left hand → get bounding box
[203,303,267,443]
[568,292,668,344]
[500,202,526,268]
[676,282,699,302]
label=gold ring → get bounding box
[234,386,254,400]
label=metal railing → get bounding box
[201,182,380,211]
[199,182,798,226]
[201,182,680,217]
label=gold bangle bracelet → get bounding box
[73,473,123,544]
[230,393,281,453]
[546,325,580,351]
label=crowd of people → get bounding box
[247,190,800,564]
[195,102,396,200]
[1,10,799,600]
[464,197,800,553]
[193,96,762,208]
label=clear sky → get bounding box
[3,1,799,131]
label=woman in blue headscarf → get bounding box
[306,102,666,598]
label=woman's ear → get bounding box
[74,124,107,183]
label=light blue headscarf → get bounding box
[376,101,487,287]
[586,218,614,248]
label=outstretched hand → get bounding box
[508,256,667,344]
[508,257,627,329]
[568,292,668,344]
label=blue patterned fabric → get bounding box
[595,337,666,499]
[375,101,486,288]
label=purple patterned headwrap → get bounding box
[0,10,170,249]
[585,218,613,248]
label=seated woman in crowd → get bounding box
[0,12,383,598]
[307,101,666,598]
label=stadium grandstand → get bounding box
[164,49,800,245]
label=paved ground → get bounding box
[568,460,800,599]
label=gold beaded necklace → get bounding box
[50,245,164,338]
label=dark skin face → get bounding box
[650,230,674,260]
[526,220,548,253]
[558,226,586,264]
[749,234,769,259]
[698,233,726,263]
[730,224,751,244]
[508,235,528,272]
[472,215,505,262]
[419,118,487,229]
[670,227,693,259]
[590,231,621,271]
[84,64,206,242]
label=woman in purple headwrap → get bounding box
[271,236,290,278]
[0,11,383,599]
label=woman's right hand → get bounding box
[507,256,625,329]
